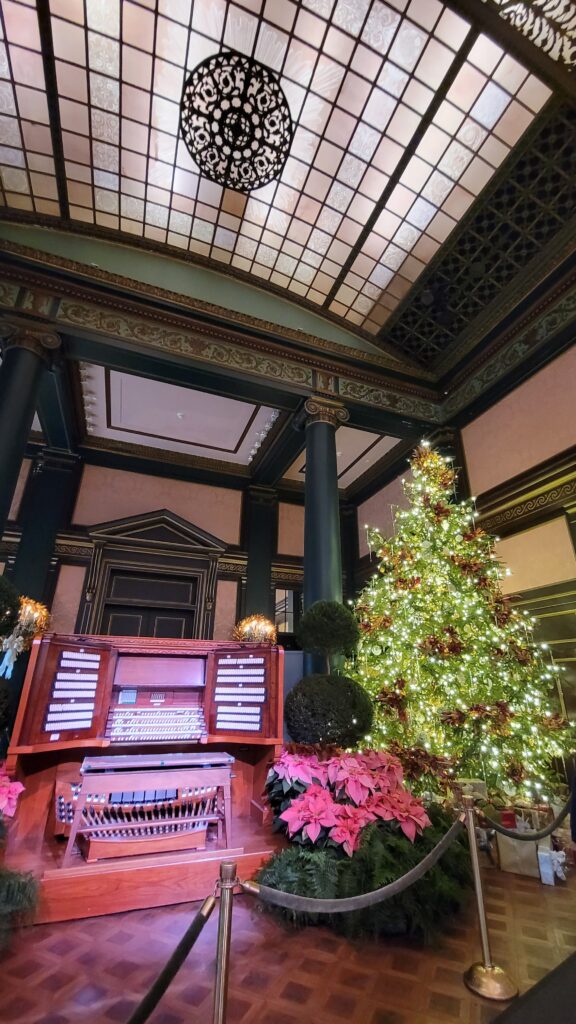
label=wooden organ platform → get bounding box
[5,634,284,922]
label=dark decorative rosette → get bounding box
[180,51,293,193]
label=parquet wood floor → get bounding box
[1,864,575,1024]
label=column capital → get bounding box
[0,325,61,365]
[304,395,349,428]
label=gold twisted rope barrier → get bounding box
[124,804,521,1024]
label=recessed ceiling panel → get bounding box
[80,364,279,463]
[0,1,552,346]
[284,424,401,489]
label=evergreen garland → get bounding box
[0,864,38,949]
[258,804,471,942]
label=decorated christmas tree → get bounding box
[353,443,573,800]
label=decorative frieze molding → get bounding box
[477,448,576,536]
[443,285,576,418]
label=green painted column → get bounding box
[340,502,360,605]
[0,328,61,539]
[11,450,82,602]
[243,485,278,620]
[303,396,349,597]
[303,397,349,673]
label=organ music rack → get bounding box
[9,633,283,754]
[6,634,284,919]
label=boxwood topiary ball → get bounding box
[285,673,373,747]
[296,601,360,658]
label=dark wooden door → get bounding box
[101,606,195,638]
[101,570,198,638]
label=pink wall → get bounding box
[72,465,242,544]
[463,348,576,496]
[497,517,576,595]
[8,459,31,521]
[212,579,238,641]
[50,565,87,633]
[357,473,410,556]
[278,502,304,557]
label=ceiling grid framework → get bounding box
[0,0,556,356]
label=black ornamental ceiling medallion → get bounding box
[180,51,293,194]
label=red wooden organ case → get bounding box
[5,633,284,923]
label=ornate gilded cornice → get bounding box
[0,236,420,375]
[272,564,304,583]
[0,266,441,422]
[443,287,576,418]
[304,396,350,428]
[54,540,93,559]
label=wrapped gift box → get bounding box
[537,836,567,885]
[496,833,540,878]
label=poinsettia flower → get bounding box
[381,788,431,842]
[0,768,24,818]
[329,804,374,856]
[357,750,405,791]
[326,755,376,805]
[279,784,340,843]
[272,751,327,787]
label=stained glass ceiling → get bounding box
[0,0,553,349]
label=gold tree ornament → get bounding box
[231,615,277,645]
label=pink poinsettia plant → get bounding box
[266,748,430,857]
[0,762,24,818]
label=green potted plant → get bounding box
[285,601,372,748]
[0,765,37,947]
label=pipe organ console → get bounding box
[7,634,284,889]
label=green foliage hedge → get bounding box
[0,577,19,639]
[257,803,471,942]
[284,674,373,747]
[0,819,38,948]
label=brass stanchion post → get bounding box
[212,861,237,1024]
[462,795,518,1001]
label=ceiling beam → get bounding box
[62,331,439,433]
[63,332,303,412]
[36,360,79,450]
[36,0,69,219]
[250,413,306,487]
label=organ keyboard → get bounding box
[59,753,234,865]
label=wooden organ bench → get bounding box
[6,634,284,921]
